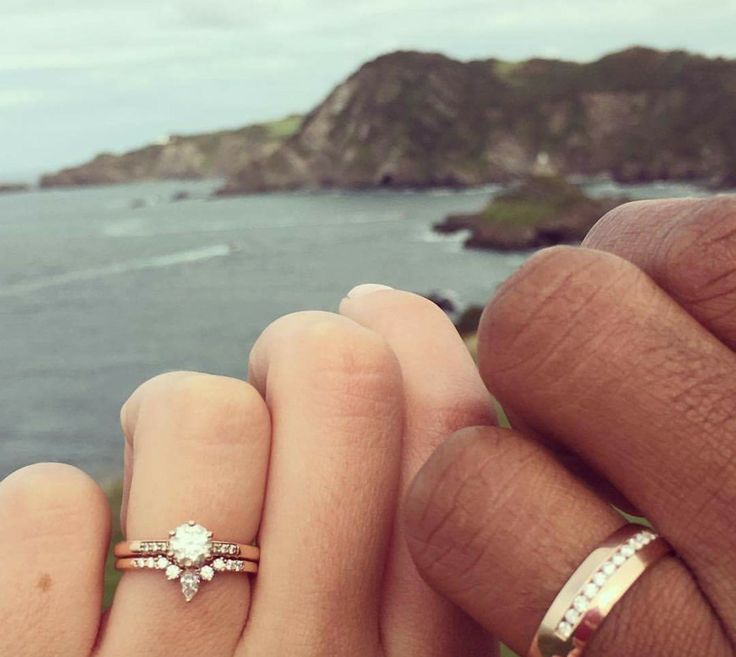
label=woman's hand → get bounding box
[405,197,736,657]
[0,290,498,655]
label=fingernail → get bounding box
[346,283,394,299]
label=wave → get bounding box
[0,244,232,297]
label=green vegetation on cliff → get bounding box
[435,175,623,250]
[480,175,591,225]
[41,115,303,188]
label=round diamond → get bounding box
[156,557,169,570]
[165,564,182,580]
[564,608,580,624]
[583,582,599,599]
[573,595,589,613]
[146,557,156,569]
[557,621,573,639]
[213,558,226,572]
[592,572,607,587]
[621,545,634,558]
[200,565,214,581]
[601,561,616,576]
[613,553,626,566]
[169,522,212,567]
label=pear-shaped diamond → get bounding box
[180,571,200,602]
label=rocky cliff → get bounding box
[219,47,736,194]
[40,115,302,188]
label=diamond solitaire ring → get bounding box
[114,521,259,601]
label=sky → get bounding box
[2,0,735,179]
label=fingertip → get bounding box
[346,283,394,298]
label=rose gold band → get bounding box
[115,557,258,573]
[528,524,672,657]
[114,540,260,561]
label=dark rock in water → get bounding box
[455,305,485,336]
[172,190,191,202]
[435,175,625,251]
[0,183,30,194]
[425,290,461,316]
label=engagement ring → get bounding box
[114,520,259,601]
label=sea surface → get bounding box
[0,179,715,480]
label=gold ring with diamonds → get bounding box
[114,520,259,602]
[528,524,671,657]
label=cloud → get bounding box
[0,89,47,109]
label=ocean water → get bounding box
[0,179,713,480]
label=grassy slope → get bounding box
[481,175,589,226]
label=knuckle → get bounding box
[480,246,636,383]
[0,464,107,542]
[583,199,658,248]
[284,317,402,407]
[133,372,268,446]
[660,196,736,303]
[406,427,535,595]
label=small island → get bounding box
[434,175,624,251]
[0,183,31,194]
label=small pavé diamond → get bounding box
[165,564,182,580]
[564,608,580,624]
[573,596,588,613]
[593,572,607,587]
[621,545,634,558]
[200,565,214,581]
[213,558,226,572]
[583,582,599,599]
[157,557,169,569]
[612,554,626,566]
[601,561,616,576]
[557,621,573,639]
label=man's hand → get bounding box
[405,197,736,657]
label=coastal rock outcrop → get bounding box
[434,175,624,250]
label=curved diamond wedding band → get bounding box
[114,520,259,601]
[528,524,672,657]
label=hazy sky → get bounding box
[2,0,735,178]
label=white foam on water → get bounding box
[0,244,232,297]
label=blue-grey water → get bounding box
[0,179,715,481]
